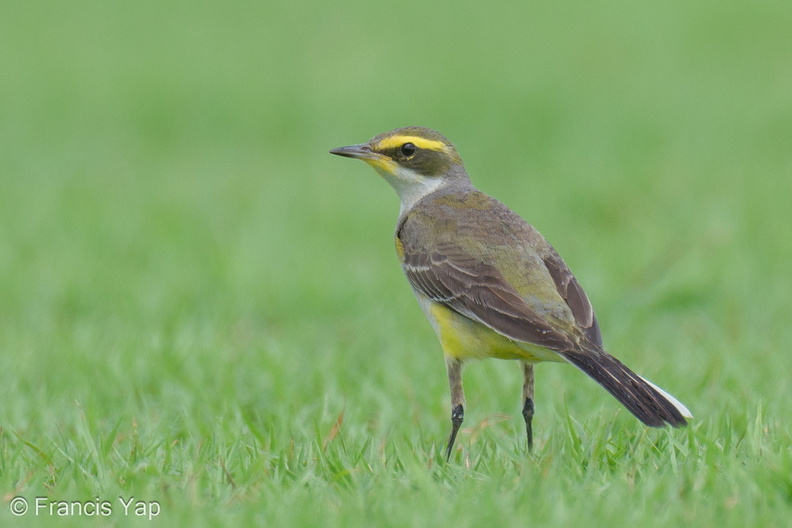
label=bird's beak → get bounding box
[329,143,380,161]
[330,142,397,175]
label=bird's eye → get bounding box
[400,142,417,157]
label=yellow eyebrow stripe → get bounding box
[376,135,447,152]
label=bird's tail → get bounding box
[562,349,692,427]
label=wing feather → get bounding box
[398,222,577,351]
[394,188,608,351]
[542,251,602,346]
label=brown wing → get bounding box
[403,241,574,350]
[542,250,602,346]
[397,202,587,351]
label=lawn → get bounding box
[1,0,791,526]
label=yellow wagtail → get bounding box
[330,127,692,459]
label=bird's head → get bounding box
[331,127,467,210]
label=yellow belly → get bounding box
[416,294,563,363]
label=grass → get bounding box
[1,0,791,525]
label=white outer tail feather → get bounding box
[639,375,693,419]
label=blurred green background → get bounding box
[1,0,791,526]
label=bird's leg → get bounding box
[445,357,465,461]
[521,362,535,451]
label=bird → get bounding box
[330,126,692,460]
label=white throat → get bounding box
[375,166,447,217]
